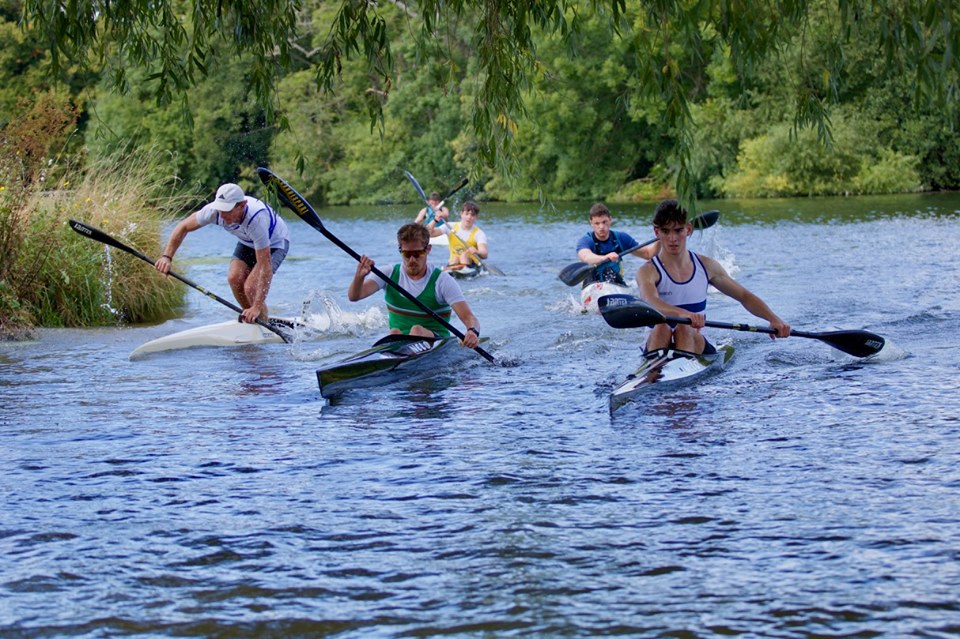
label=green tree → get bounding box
[22,0,960,204]
[86,50,274,197]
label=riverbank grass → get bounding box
[1,163,188,336]
[0,96,188,337]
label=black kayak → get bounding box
[316,334,460,399]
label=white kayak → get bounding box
[609,344,735,413]
[129,317,309,359]
[580,281,632,314]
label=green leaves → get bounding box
[15,0,960,204]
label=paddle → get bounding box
[404,170,505,276]
[415,178,468,226]
[597,294,885,358]
[558,210,721,287]
[257,167,496,364]
[68,219,292,343]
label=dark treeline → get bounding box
[3,0,958,208]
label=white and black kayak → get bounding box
[443,263,486,279]
[129,317,309,359]
[317,334,465,399]
[580,281,631,314]
[609,345,735,413]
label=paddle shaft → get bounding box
[664,314,884,357]
[68,219,291,342]
[671,315,782,336]
[258,168,496,363]
[597,294,885,358]
[609,210,720,260]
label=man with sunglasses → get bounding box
[636,199,790,354]
[348,223,481,349]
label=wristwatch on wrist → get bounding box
[468,327,480,337]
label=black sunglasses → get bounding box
[398,247,429,258]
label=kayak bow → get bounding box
[609,345,735,413]
[317,334,466,399]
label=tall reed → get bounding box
[1,94,191,337]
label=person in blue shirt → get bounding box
[575,203,657,285]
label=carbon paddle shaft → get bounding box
[257,168,496,363]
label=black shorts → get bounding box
[232,240,289,272]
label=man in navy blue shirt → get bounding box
[575,203,656,285]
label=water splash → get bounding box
[286,290,388,361]
[697,225,739,277]
[546,294,589,316]
[866,337,909,362]
[99,247,122,319]
[297,289,387,334]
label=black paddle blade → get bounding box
[799,329,887,358]
[693,209,720,230]
[70,219,135,255]
[598,294,667,329]
[558,262,593,286]
[257,167,325,233]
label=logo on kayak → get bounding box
[405,341,432,354]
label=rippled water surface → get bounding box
[3,193,960,637]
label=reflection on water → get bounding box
[2,197,960,637]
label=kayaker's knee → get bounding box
[409,325,436,338]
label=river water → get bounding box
[3,192,960,637]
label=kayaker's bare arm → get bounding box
[347,255,382,301]
[155,214,201,274]
[450,300,480,349]
[629,242,658,260]
[578,247,619,265]
[701,255,791,338]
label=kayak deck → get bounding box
[443,263,486,279]
[316,334,460,399]
[129,317,307,359]
[581,281,631,314]
[609,344,735,413]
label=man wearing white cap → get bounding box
[155,183,290,324]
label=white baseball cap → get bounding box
[211,183,245,211]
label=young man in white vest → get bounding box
[155,183,289,323]
[637,199,790,354]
